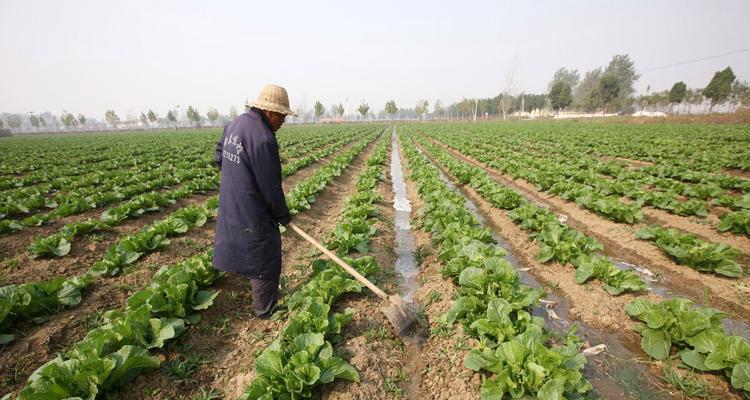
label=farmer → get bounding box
[213,84,296,318]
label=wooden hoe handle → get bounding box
[287,222,388,300]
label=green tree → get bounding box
[0,118,4,129]
[384,100,397,119]
[187,106,201,127]
[603,54,639,110]
[147,109,157,123]
[229,106,238,119]
[29,115,39,129]
[704,67,736,108]
[731,80,750,105]
[61,111,76,128]
[357,101,369,119]
[39,116,46,127]
[548,68,580,91]
[599,74,620,114]
[140,112,149,126]
[668,81,688,104]
[77,114,85,125]
[313,101,325,120]
[206,107,220,124]
[549,81,573,111]
[105,110,120,128]
[334,103,345,118]
[523,94,547,111]
[575,68,604,111]
[415,99,429,121]
[167,110,177,125]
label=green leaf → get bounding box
[103,345,160,389]
[192,290,218,310]
[464,349,497,372]
[255,343,284,377]
[730,363,750,392]
[318,356,360,383]
[574,259,596,284]
[56,282,83,306]
[0,333,15,344]
[147,318,184,348]
[625,298,653,317]
[480,375,508,400]
[537,244,555,263]
[293,333,324,356]
[714,261,743,278]
[458,267,486,292]
[641,328,671,360]
[537,378,565,400]
[680,350,708,371]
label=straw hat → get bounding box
[246,84,297,116]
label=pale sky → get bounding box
[1,0,749,119]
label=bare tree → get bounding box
[500,60,519,120]
[415,99,429,121]
[433,100,444,120]
[105,110,120,129]
[206,107,220,125]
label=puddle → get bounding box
[416,144,668,399]
[390,129,420,303]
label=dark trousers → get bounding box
[249,273,279,317]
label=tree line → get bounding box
[2,54,748,133]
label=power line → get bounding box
[639,47,750,73]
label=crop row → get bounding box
[241,134,389,399]
[425,127,750,238]
[1,126,354,225]
[24,127,362,259]
[626,297,750,397]
[408,128,750,396]
[1,129,379,347]
[0,162,217,235]
[2,128,382,399]
[400,134,593,399]
[411,134,647,295]
[421,132,748,274]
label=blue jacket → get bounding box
[212,109,291,277]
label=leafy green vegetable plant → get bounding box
[636,226,744,278]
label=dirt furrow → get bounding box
[397,139,483,400]
[418,142,744,400]
[116,137,381,400]
[432,140,750,323]
[320,144,406,400]
[0,139,374,396]
[641,207,750,252]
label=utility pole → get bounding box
[473,99,478,122]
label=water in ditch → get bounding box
[390,129,425,398]
[418,146,668,399]
[390,129,420,303]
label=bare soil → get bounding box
[431,140,750,324]
[600,156,654,168]
[114,137,381,400]
[0,141,367,398]
[417,141,745,400]
[0,193,216,286]
[321,146,407,400]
